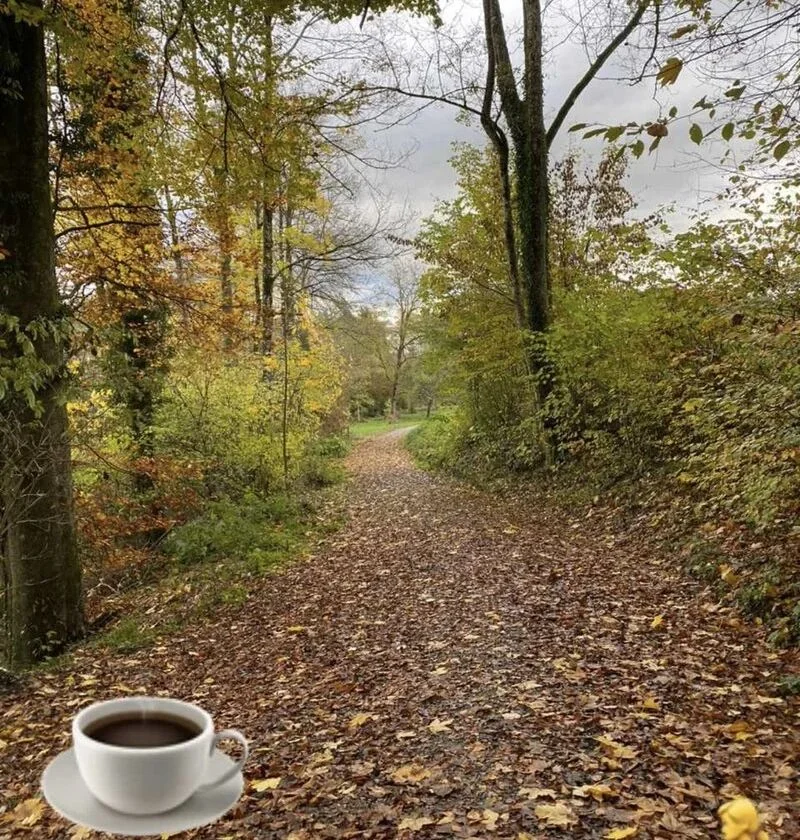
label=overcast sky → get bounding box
[353,0,745,234]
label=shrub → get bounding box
[162,492,306,571]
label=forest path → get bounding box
[3,431,800,838]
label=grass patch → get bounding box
[349,412,428,440]
[96,618,154,653]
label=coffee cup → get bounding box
[72,697,248,815]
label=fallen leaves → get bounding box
[3,798,44,827]
[397,814,435,831]
[640,694,660,711]
[390,763,431,785]
[2,432,800,838]
[535,801,578,828]
[520,787,557,800]
[595,735,638,761]
[348,712,374,728]
[605,827,638,839]
[251,777,281,792]
[573,783,617,802]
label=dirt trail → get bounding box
[2,431,798,838]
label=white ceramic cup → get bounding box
[72,697,248,815]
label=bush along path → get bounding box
[2,430,799,838]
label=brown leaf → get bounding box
[520,787,557,800]
[391,763,431,785]
[397,815,435,831]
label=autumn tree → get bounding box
[1,1,83,668]
[53,0,172,482]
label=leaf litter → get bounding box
[0,430,799,837]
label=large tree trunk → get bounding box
[484,0,552,410]
[518,0,550,336]
[0,3,83,668]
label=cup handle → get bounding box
[196,729,249,793]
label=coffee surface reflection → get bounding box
[85,713,202,748]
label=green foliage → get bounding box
[776,674,800,697]
[406,411,465,472]
[0,312,72,413]
[96,618,154,653]
[737,582,776,619]
[420,148,800,540]
[300,438,347,487]
[154,338,343,494]
[416,144,799,635]
[162,491,306,573]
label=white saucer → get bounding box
[42,748,243,836]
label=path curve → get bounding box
[2,431,799,838]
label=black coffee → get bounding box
[85,713,202,748]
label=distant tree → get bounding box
[383,267,422,418]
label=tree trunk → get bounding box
[219,210,234,317]
[260,199,275,355]
[0,3,83,668]
[259,15,276,358]
[484,0,552,406]
[389,345,403,419]
[518,0,550,337]
[163,184,185,286]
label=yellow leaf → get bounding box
[391,763,431,784]
[397,815,435,831]
[287,625,305,633]
[641,695,660,711]
[251,777,281,791]
[348,712,373,728]
[719,564,739,585]
[9,798,44,827]
[535,802,578,828]
[595,735,638,760]
[481,808,501,829]
[573,783,616,801]
[69,827,94,839]
[657,57,683,86]
[651,615,664,630]
[606,828,638,839]
[428,718,453,734]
